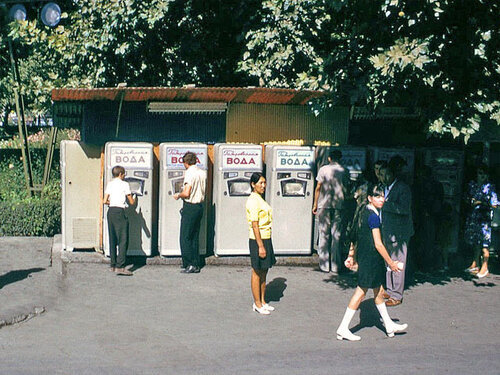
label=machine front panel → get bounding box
[103,142,154,257]
[213,144,263,255]
[158,143,208,256]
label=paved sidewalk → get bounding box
[0,236,499,374]
[0,237,59,328]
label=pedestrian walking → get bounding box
[246,172,276,315]
[464,163,498,278]
[337,184,408,341]
[312,149,350,273]
[174,151,207,274]
[103,165,135,276]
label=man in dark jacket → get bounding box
[380,162,414,306]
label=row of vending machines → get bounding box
[61,141,465,257]
[63,141,318,257]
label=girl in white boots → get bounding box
[337,184,408,341]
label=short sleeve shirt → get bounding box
[105,178,131,208]
[368,212,381,229]
[316,162,348,209]
[246,192,272,240]
[183,165,207,204]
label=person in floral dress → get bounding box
[464,164,498,278]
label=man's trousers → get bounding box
[385,237,409,300]
[316,208,343,273]
[107,207,128,269]
[180,201,203,268]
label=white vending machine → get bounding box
[313,146,366,251]
[61,140,102,251]
[370,147,415,184]
[265,145,315,254]
[213,143,263,256]
[158,143,208,256]
[103,142,154,256]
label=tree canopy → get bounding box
[239,0,500,142]
[1,0,499,141]
[0,0,260,119]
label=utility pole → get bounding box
[8,37,34,196]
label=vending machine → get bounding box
[103,142,154,256]
[313,146,366,251]
[315,146,367,182]
[370,147,415,184]
[158,143,208,256]
[213,143,263,256]
[265,145,315,254]
[60,140,102,251]
[423,148,464,254]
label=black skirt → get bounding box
[356,208,385,288]
[249,238,276,270]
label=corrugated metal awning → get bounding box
[51,87,325,105]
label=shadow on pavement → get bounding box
[126,257,147,272]
[265,277,287,303]
[0,268,45,290]
[323,272,358,290]
[350,299,408,337]
[350,299,385,335]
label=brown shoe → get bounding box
[386,297,402,307]
[382,292,390,299]
[115,268,133,276]
[109,267,116,272]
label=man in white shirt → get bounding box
[174,152,207,274]
[312,149,350,273]
[103,165,135,276]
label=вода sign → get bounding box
[164,147,207,169]
[276,149,314,170]
[222,148,262,170]
[109,146,152,169]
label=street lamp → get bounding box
[8,3,26,21]
[41,2,61,27]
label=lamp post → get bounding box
[1,0,61,195]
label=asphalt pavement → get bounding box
[0,236,499,374]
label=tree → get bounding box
[239,0,500,141]
[0,0,261,119]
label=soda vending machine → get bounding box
[313,146,366,251]
[265,145,315,254]
[370,147,415,184]
[213,143,263,255]
[315,146,367,182]
[158,143,208,256]
[103,142,154,256]
[423,148,464,254]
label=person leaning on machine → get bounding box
[103,165,135,276]
[174,151,207,274]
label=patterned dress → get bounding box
[464,181,498,247]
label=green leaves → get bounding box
[241,0,500,141]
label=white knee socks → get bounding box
[336,307,361,341]
[376,302,408,337]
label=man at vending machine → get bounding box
[312,149,350,273]
[103,165,135,276]
[173,152,207,274]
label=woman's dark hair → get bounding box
[368,183,385,198]
[250,172,265,191]
[346,182,384,245]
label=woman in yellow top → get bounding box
[246,172,276,315]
